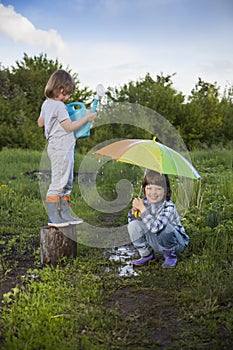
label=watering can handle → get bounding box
[67,102,86,109]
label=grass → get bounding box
[0,147,233,349]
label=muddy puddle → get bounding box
[106,245,139,277]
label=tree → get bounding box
[10,53,63,119]
[219,85,233,143]
[104,73,187,147]
[108,73,185,126]
[182,78,223,148]
[0,66,27,149]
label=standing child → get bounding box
[38,69,96,228]
[128,170,189,268]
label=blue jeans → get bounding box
[127,220,186,257]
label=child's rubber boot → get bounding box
[132,252,155,266]
[60,196,83,225]
[46,196,70,228]
[162,251,178,268]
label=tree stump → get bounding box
[40,226,77,266]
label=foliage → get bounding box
[182,78,223,147]
[109,74,233,150]
[108,73,186,125]
[219,85,233,142]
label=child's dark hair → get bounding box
[142,170,172,200]
[44,69,75,98]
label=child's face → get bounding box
[145,184,165,204]
[58,93,71,102]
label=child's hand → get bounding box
[132,197,146,213]
[61,112,97,132]
[86,112,97,122]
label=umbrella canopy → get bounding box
[95,138,201,180]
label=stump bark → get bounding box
[40,226,77,265]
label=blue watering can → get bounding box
[66,84,105,139]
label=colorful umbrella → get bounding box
[95,138,201,180]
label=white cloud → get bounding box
[64,37,232,96]
[0,4,66,54]
[65,40,147,88]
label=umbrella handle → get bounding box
[134,210,141,218]
[134,184,143,217]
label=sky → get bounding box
[0,0,233,96]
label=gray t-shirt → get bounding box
[40,99,75,148]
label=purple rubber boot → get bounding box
[132,252,155,266]
[162,252,178,268]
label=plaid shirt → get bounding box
[128,199,189,245]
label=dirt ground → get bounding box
[0,254,36,348]
[0,254,36,301]
[106,285,189,349]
